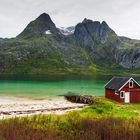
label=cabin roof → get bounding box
[105,77,138,91]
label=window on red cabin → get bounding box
[129,81,133,88]
[120,91,125,98]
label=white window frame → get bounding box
[115,90,119,95]
[129,80,133,88]
[120,91,125,98]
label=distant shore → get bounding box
[0,96,87,119]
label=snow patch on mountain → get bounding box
[45,30,52,35]
[58,26,75,36]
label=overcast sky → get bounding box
[0,0,140,39]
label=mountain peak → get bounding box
[37,13,51,21]
[101,21,110,28]
[82,18,95,24]
[74,18,118,47]
[82,18,88,23]
[102,21,108,25]
[18,13,58,38]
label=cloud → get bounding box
[0,0,140,39]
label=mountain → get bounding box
[0,13,140,74]
[18,13,59,38]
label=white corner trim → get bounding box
[115,90,119,95]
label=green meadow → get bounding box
[1,97,140,140]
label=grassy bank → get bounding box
[1,98,140,140]
[2,62,140,76]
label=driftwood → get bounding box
[64,95,98,105]
[0,105,87,117]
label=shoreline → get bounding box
[0,96,87,119]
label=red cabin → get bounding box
[105,77,140,103]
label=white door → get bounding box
[125,92,130,103]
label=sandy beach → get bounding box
[0,96,87,119]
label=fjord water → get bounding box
[0,75,139,98]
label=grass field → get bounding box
[1,97,140,140]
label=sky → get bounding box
[0,0,140,39]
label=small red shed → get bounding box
[105,77,140,103]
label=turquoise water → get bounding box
[0,75,139,98]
